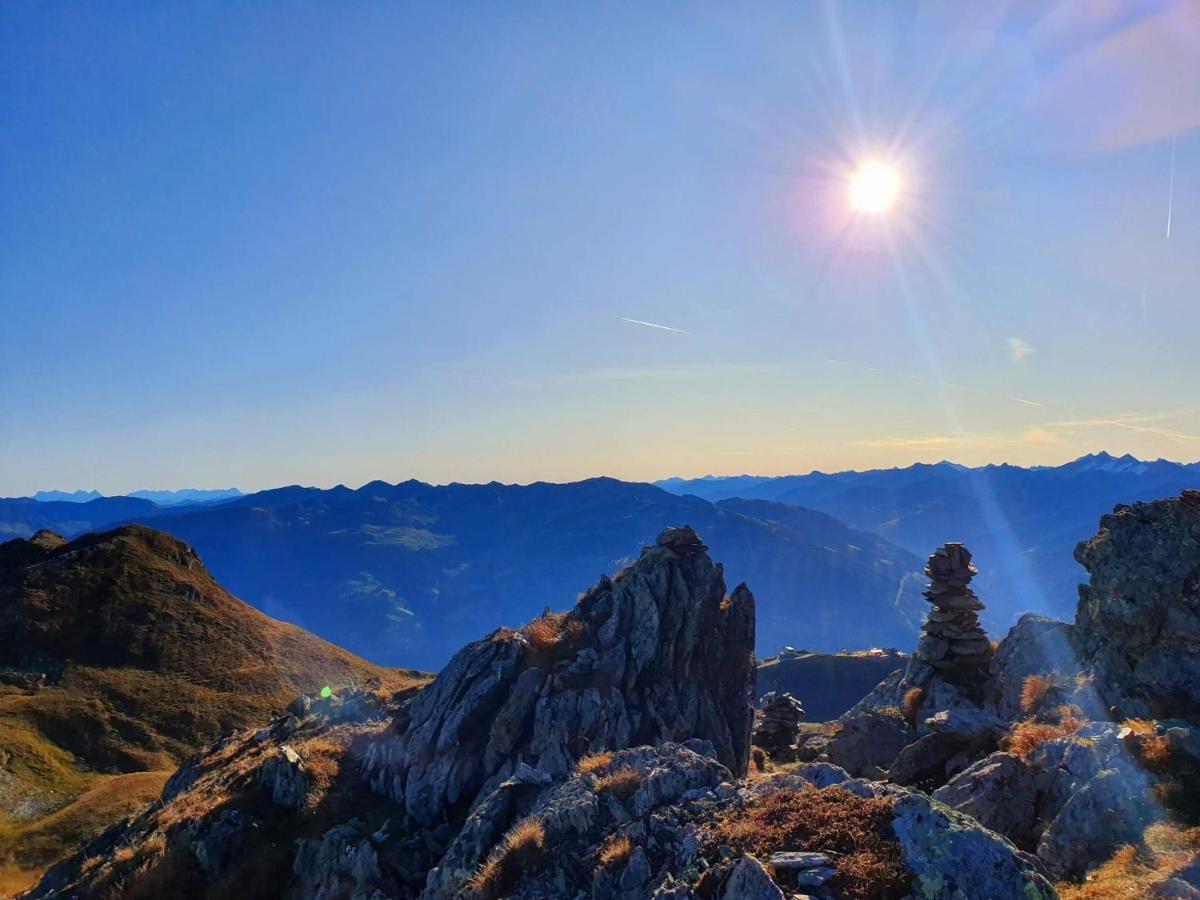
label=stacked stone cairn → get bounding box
[915,543,994,680]
[753,691,805,759]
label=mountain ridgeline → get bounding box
[1,479,925,670]
[660,452,1200,628]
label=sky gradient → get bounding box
[3,1,1199,495]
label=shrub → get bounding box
[710,786,909,900]
[1021,674,1052,715]
[597,833,632,868]
[575,751,614,775]
[751,746,768,773]
[594,768,642,801]
[468,818,546,899]
[1121,719,1171,767]
[901,687,926,727]
[1003,706,1084,758]
[523,612,586,666]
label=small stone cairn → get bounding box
[753,691,805,758]
[915,543,993,680]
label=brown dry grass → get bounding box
[901,687,926,727]
[594,768,642,801]
[711,786,909,900]
[468,817,546,899]
[597,833,632,868]
[1123,719,1172,768]
[1021,674,1052,715]
[751,746,768,773]
[575,751,614,775]
[0,769,169,891]
[523,612,586,666]
[1003,706,1085,758]
[297,737,343,793]
[1058,825,1200,899]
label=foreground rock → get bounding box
[26,527,757,898]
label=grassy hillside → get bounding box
[0,526,429,892]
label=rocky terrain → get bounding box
[17,492,1200,899]
[0,526,427,894]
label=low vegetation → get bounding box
[575,751,615,775]
[1057,824,1200,900]
[523,611,587,666]
[901,686,926,727]
[468,817,546,899]
[1003,705,1085,758]
[597,833,632,868]
[594,768,642,800]
[710,786,909,900]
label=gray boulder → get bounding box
[890,793,1055,899]
[932,752,1040,849]
[1036,767,1161,881]
[826,710,913,776]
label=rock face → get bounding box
[752,691,805,760]
[914,543,994,680]
[1074,491,1200,719]
[363,525,757,826]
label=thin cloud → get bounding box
[1045,415,1200,443]
[1012,397,1044,407]
[1008,337,1035,364]
[620,317,690,335]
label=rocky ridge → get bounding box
[25,525,1057,900]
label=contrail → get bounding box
[1012,397,1044,407]
[1167,136,1176,239]
[619,317,690,335]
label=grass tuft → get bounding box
[594,768,642,801]
[1020,674,1052,715]
[901,687,926,727]
[597,833,632,868]
[1003,705,1085,758]
[468,817,546,898]
[575,751,614,775]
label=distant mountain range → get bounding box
[659,452,1200,627]
[0,480,924,670]
[31,488,242,506]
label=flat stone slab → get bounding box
[768,852,831,870]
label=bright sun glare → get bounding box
[849,162,900,214]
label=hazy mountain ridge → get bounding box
[128,477,925,669]
[659,452,1200,627]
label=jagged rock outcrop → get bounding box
[1074,491,1200,719]
[362,526,757,826]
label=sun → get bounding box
[848,162,900,214]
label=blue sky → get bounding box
[2,2,1199,494]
